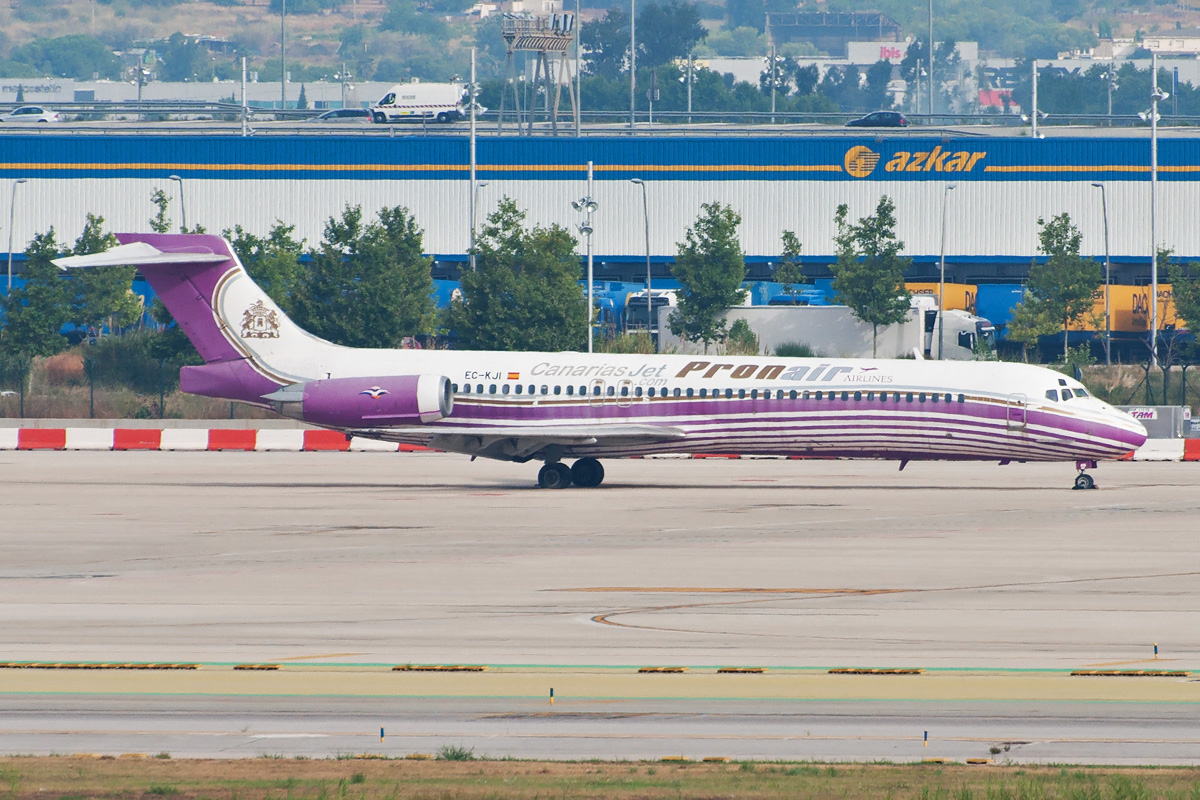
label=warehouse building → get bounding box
[0,132,1193,291]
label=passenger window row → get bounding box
[450,383,966,405]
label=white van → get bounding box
[371,83,474,124]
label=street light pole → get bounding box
[280,0,286,112]
[629,0,636,128]
[630,178,650,338]
[927,0,934,117]
[169,174,186,232]
[1150,51,1163,369]
[572,162,598,353]
[1091,182,1112,366]
[470,182,487,272]
[938,182,956,360]
[469,48,478,271]
[7,178,28,292]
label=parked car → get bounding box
[845,111,908,128]
[0,106,60,123]
[308,108,371,123]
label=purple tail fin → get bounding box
[57,233,289,405]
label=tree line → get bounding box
[5,190,1200,395]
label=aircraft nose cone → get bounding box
[1119,411,1149,450]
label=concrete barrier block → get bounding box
[0,428,19,450]
[254,429,305,451]
[303,429,351,451]
[64,428,115,450]
[1184,439,1200,462]
[349,437,399,452]
[1133,440,1185,461]
[159,429,209,451]
[18,428,66,450]
[208,429,257,451]
[113,429,163,450]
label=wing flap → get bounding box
[354,423,686,461]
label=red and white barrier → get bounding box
[0,427,433,452]
[0,427,1196,460]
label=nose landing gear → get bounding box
[536,458,605,489]
[1073,459,1098,490]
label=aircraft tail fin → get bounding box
[54,233,301,405]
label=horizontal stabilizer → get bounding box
[53,242,229,270]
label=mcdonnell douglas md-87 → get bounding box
[55,234,1147,490]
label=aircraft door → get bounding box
[616,379,633,408]
[1006,393,1028,430]
[588,378,605,407]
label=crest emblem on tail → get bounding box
[240,300,280,339]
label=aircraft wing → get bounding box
[357,423,687,461]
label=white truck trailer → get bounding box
[656,299,995,360]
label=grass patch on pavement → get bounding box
[0,757,1197,799]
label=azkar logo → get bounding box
[360,386,390,399]
[843,145,987,177]
[844,146,881,178]
[884,146,986,174]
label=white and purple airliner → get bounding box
[55,233,1147,490]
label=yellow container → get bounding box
[906,283,977,313]
[1066,285,1179,333]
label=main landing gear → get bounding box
[537,458,605,489]
[1073,459,1098,491]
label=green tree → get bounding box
[149,188,172,233]
[1027,213,1101,361]
[68,214,141,337]
[726,317,760,355]
[668,202,746,352]
[1,229,72,361]
[637,0,706,68]
[292,205,435,348]
[581,6,630,78]
[1170,260,1200,343]
[1005,294,1058,363]
[448,198,585,351]
[159,32,213,82]
[10,35,121,80]
[829,197,912,358]
[225,223,305,315]
[775,230,805,301]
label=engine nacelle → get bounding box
[272,375,453,427]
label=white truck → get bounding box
[371,82,473,124]
[656,298,995,360]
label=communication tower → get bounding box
[499,13,578,135]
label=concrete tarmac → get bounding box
[2,452,1198,761]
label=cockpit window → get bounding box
[1075,387,1090,397]
[1045,389,1059,401]
[1061,389,1074,399]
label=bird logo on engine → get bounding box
[360,386,390,399]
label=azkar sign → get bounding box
[844,145,987,178]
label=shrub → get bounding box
[775,341,816,358]
[436,744,476,761]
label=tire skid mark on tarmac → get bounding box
[586,570,1200,637]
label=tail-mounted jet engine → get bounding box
[266,375,453,427]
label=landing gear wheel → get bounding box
[570,458,605,488]
[538,462,573,489]
[1073,473,1095,491]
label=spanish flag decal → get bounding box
[507,372,520,380]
